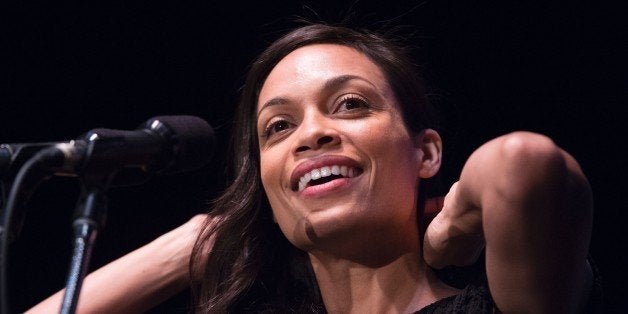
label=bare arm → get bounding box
[27,214,209,314]
[425,131,593,313]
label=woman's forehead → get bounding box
[257,44,390,111]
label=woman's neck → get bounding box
[308,248,458,313]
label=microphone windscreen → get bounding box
[145,115,215,174]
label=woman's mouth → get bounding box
[297,165,362,192]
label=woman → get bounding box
[28,23,597,313]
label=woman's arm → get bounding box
[425,131,593,313]
[26,214,209,314]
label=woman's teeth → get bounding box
[298,165,358,192]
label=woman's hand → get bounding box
[427,131,593,312]
[423,182,485,269]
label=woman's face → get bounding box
[256,44,440,254]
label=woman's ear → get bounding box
[415,129,442,178]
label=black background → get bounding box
[2,1,626,312]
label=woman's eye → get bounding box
[336,95,369,113]
[262,120,292,138]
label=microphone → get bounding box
[1,142,67,179]
[2,115,215,186]
[0,115,214,242]
[55,115,215,182]
[0,116,214,312]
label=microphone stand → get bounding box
[60,186,107,314]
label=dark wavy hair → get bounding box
[190,23,439,313]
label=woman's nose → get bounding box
[293,115,340,154]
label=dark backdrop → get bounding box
[1,1,626,312]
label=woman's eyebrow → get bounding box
[258,97,289,121]
[257,74,376,117]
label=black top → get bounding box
[416,276,494,314]
[417,256,604,313]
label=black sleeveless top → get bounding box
[416,275,494,313]
[416,255,604,313]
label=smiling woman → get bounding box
[27,23,600,313]
[257,44,440,261]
